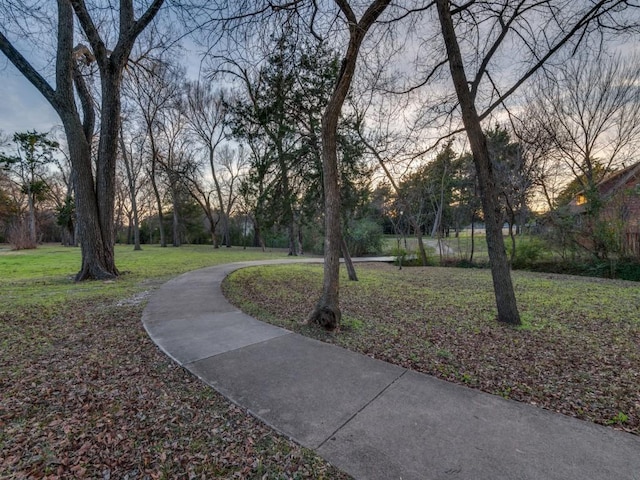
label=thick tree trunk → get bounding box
[253,219,265,251]
[437,0,520,325]
[87,70,122,276]
[309,101,342,327]
[288,221,298,256]
[65,119,117,280]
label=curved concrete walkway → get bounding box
[143,259,640,480]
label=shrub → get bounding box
[7,221,37,250]
[345,218,384,256]
[512,238,549,269]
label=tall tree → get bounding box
[125,60,182,247]
[308,0,391,329]
[0,0,165,279]
[226,32,304,256]
[184,83,231,247]
[118,122,145,250]
[523,51,640,205]
[433,0,639,325]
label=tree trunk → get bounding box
[412,219,428,266]
[253,219,265,251]
[119,128,141,251]
[341,235,358,281]
[150,159,166,247]
[470,212,475,263]
[65,119,117,280]
[209,150,230,247]
[431,201,443,238]
[171,181,181,247]
[310,98,342,327]
[27,191,37,245]
[437,0,520,325]
[276,145,297,256]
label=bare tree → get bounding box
[433,0,639,325]
[524,51,640,200]
[307,0,392,329]
[155,93,193,247]
[183,82,231,246]
[0,0,165,279]
[125,59,183,247]
[118,121,146,250]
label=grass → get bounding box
[223,262,640,435]
[0,243,348,479]
[0,244,291,309]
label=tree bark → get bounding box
[436,0,521,325]
[416,227,428,266]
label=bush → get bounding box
[7,221,37,250]
[512,238,549,269]
[345,218,383,256]
[440,257,486,268]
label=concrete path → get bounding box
[142,259,640,480]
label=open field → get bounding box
[1,244,348,479]
[223,262,640,436]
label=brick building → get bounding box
[568,162,640,257]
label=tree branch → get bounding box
[69,0,110,66]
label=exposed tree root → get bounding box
[306,304,341,331]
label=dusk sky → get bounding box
[0,64,60,136]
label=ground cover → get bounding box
[1,244,349,479]
[223,262,640,435]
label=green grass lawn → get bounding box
[224,262,640,435]
[0,243,291,309]
[0,243,347,479]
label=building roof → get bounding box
[567,161,640,214]
[596,161,640,197]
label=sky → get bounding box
[0,64,60,136]
[0,50,206,142]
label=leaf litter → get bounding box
[0,298,349,479]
